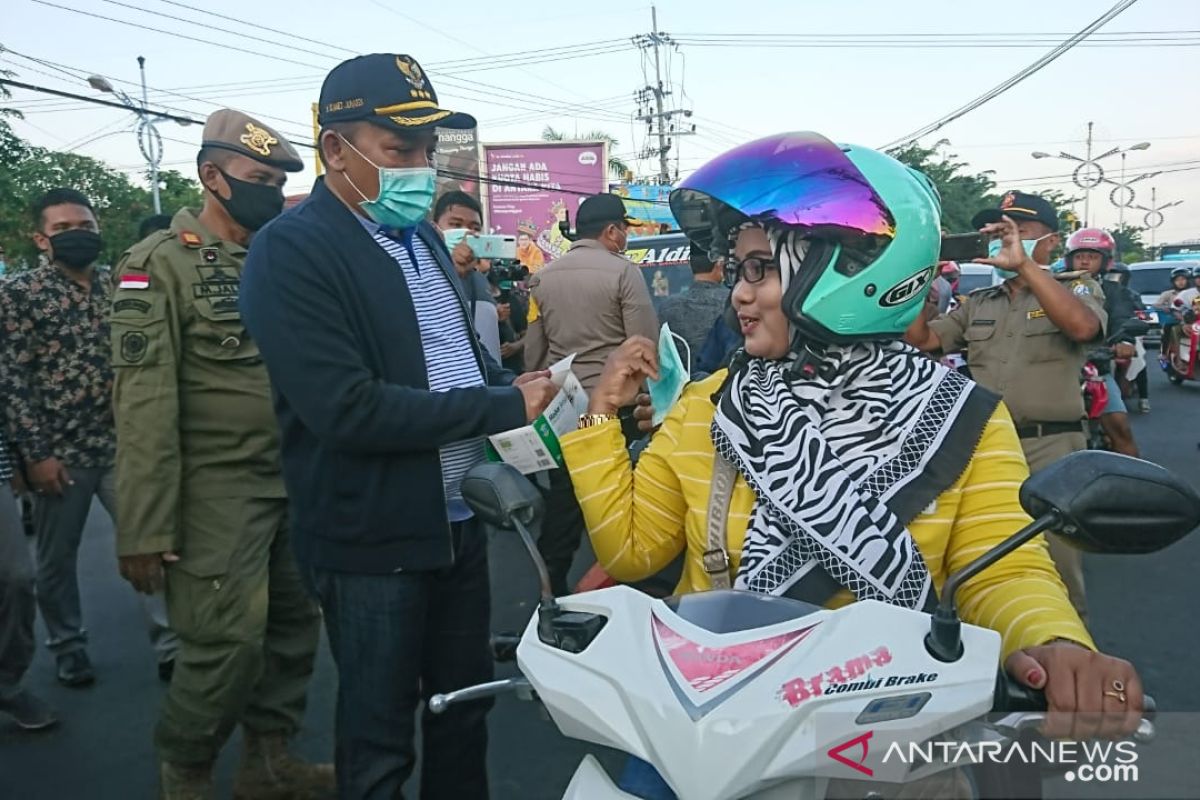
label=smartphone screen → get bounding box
[939,233,987,262]
[469,234,518,260]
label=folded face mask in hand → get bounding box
[646,322,691,427]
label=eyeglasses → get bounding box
[725,256,780,288]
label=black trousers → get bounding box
[311,521,492,799]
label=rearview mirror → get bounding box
[461,463,558,610]
[1019,451,1200,554]
[461,463,544,530]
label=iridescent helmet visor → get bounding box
[669,132,896,257]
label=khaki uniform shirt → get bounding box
[110,209,283,558]
[929,275,1107,427]
[524,239,659,394]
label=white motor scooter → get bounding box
[433,451,1199,799]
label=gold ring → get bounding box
[1104,689,1127,703]
[1112,679,1126,692]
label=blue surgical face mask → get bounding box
[442,227,471,251]
[0,259,6,275]
[340,135,435,229]
[988,234,1051,278]
[646,323,691,427]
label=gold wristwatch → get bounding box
[578,413,617,429]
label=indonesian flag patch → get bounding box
[119,273,150,290]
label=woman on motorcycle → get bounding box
[560,134,1143,758]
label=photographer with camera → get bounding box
[434,191,502,362]
[488,260,530,373]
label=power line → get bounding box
[671,38,1199,49]
[4,46,634,145]
[879,0,1142,151]
[19,5,634,126]
[0,79,320,150]
[668,29,1199,38]
[32,0,631,76]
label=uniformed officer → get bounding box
[906,192,1106,621]
[110,110,332,799]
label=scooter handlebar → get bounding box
[993,670,1156,716]
[994,671,1156,742]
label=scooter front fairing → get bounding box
[519,586,1000,800]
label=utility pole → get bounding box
[649,6,669,183]
[634,6,694,184]
[1083,121,1093,226]
[138,56,161,215]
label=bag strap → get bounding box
[703,455,737,590]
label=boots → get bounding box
[232,731,336,800]
[160,760,215,800]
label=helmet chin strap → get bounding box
[786,333,827,381]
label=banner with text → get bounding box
[436,127,481,204]
[483,140,607,272]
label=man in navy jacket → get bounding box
[240,53,557,799]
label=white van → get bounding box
[1128,260,1198,308]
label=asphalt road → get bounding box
[1,368,1198,799]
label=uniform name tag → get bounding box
[1027,308,1047,320]
[970,319,996,327]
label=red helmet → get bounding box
[1064,227,1116,270]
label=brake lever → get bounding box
[428,677,533,714]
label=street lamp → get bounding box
[1029,123,1152,226]
[1133,187,1184,253]
[88,56,169,214]
[1107,151,1159,228]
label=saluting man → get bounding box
[109,109,333,799]
[906,192,1106,622]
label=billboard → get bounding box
[482,140,608,271]
[436,127,481,203]
[611,183,677,234]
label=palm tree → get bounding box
[542,125,629,180]
[0,69,25,120]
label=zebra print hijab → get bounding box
[710,228,998,610]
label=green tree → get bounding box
[156,169,204,220]
[0,68,23,120]
[1110,223,1148,264]
[891,140,1000,233]
[0,119,202,270]
[541,125,630,180]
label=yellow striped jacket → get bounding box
[560,372,1094,659]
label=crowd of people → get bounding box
[0,49,1174,800]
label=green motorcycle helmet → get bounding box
[669,132,942,345]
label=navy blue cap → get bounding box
[318,54,476,132]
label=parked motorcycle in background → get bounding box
[434,455,1199,800]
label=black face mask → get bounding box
[48,229,103,270]
[213,168,285,232]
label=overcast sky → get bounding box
[3,0,1197,242]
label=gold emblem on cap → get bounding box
[1000,191,1016,209]
[240,123,278,157]
[395,56,427,90]
[389,110,451,127]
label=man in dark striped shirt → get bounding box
[241,54,558,799]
